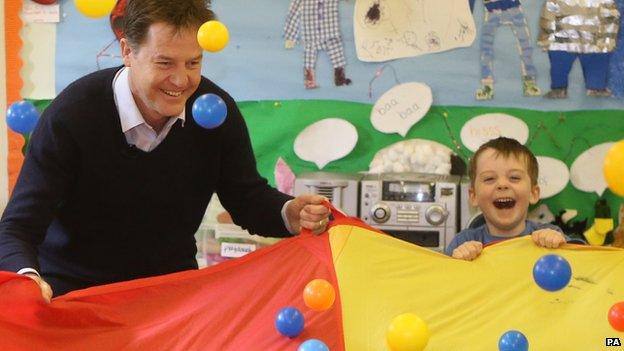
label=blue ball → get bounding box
[532,254,572,291]
[498,330,528,351]
[192,93,227,129]
[6,100,39,134]
[298,339,329,351]
[275,307,304,338]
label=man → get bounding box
[0,0,330,301]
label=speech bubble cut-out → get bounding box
[570,142,615,196]
[293,118,358,169]
[536,156,569,199]
[370,82,432,137]
[460,113,529,152]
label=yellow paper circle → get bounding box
[197,20,230,52]
[604,140,624,196]
[74,0,116,18]
[386,313,430,351]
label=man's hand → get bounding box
[285,39,296,49]
[286,194,331,235]
[531,229,566,249]
[452,241,483,261]
[24,273,52,303]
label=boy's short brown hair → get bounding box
[123,0,215,49]
[469,137,539,186]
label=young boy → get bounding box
[445,137,567,260]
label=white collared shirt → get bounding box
[112,67,185,152]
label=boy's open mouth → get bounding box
[493,198,516,209]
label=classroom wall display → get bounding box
[459,113,529,152]
[4,1,26,195]
[293,118,358,169]
[537,0,620,99]
[474,0,542,100]
[3,0,624,222]
[536,156,570,199]
[239,100,623,222]
[284,0,353,89]
[370,82,432,137]
[48,0,624,109]
[353,0,476,62]
[368,139,452,174]
[610,0,624,98]
[570,142,616,196]
[0,3,7,210]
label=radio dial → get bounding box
[425,205,448,226]
[371,203,391,223]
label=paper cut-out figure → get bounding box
[608,0,624,98]
[274,157,295,196]
[583,199,615,245]
[475,0,541,100]
[538,0,620,98]
[613,204,624,248]
[284,0,352,89]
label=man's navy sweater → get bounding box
[0,67,292,295]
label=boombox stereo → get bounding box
[293,172,362,217]
[360,173,461,251]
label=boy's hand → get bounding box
[452,241,483,261]
[531,229,566,249]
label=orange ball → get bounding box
[608,301,624,332]
[303,279,335,311]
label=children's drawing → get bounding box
[475,0,541,100]
[538,0,620,99]
[284,0,352,89]
[354,0,476,62]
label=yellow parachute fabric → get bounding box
[329,224,624,350]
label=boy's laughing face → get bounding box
[470,148,540,236]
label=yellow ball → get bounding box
[604,140,624,196]
[197,20,230,52]
[386,313,430,351]
[74,0,116,18]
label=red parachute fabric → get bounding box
[0,230,344,350]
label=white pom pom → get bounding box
[393,143,405,153]
[387,149,398,161]
[435,148,451,160]
[435,164,452,174]
[384,161,394,172]
[393,163,405,173]
[413,152,427,165]
[403,143,415,155]
[399,154,410,165]
[420,144,433,157]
